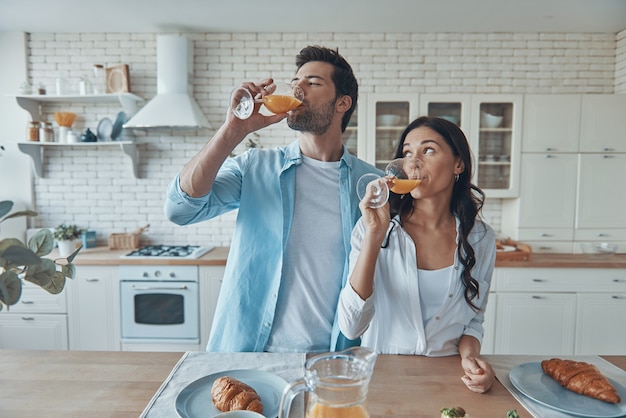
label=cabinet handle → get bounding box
[532,295,544,299]
[603,148,615,152]
[85,278,99,282]
[544,155,556,159]
[21,317,35,321]
[539,233,552,237]
[612,295,626,299]
[20,300,34,304]
[596,233,609,237]
[545,147,556,151]
[532,279,546,282]
[613,279,625,283]
[539,246,553,250]
[602,155,615,159]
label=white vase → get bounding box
[57,240,76,257]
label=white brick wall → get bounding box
[25,31,622,247]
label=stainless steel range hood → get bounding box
[124,35,211,130]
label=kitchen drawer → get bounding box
[497,268,626,292]
[574,228,626,241]
[524,241,574,254]
[8,281,67,314]
[516,228,574,241]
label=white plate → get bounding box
[97,117,113,141]
[175,369,288,418]
[509,362,626,418]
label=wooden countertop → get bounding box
[1,350,624,418]
[68,246,230,266]
[67,246,626,268]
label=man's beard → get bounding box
[287,97,337,135]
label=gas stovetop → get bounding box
[121,245,214,259]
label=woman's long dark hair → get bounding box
[388,116,486,311]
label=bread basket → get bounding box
[108,224,149,250]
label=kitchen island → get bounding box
[1,350,625,417]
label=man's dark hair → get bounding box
[295,45,358,132]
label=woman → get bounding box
[337,116,496,393]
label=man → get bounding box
[165,45,381,352]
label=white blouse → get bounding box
[338,216,496,356]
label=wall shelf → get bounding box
[17,142,138,178]
[12,93,144,120]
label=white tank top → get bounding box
[418,265,454,324]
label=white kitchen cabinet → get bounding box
[362,94,419,169]
[199,265,225,350]
[579,94,626,153]
[522,94,581,153]
[576,153,626,229]
[342,104,359,156]
[495,292,576,355]
[420,94,523,198]
[576,293,626,355]
[481,293,496,355]
[493,268,626,355]
[0,281,68,350]
[12,93,143,178]
[66,266,120,351]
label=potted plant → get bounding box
[53,223,84,257]
[0,200,81,311]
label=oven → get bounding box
[119,265,199,344]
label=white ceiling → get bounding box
[1,0,625,34]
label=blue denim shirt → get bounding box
[164,140,382,352]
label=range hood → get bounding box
[124,35,210,130]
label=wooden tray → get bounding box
[496,239,532,261]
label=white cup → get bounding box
[66,130,78,143]
[58,126,68,143]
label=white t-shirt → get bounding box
[265,156,343,353]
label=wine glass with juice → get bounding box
[230,82,303,119]
[357,157,422,208]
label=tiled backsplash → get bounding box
[25,31,625,247]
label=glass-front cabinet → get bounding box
[420,94,522,198]
[362,94,418,170]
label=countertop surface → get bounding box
[1,350,624,418]
[67,246,626,268]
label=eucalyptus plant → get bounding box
[0,200,81,311]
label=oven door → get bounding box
[120,280,199,342]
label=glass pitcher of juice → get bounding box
[278,347,378,418]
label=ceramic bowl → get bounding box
[376,114,401,126]
[480,111,503,128]
[580,242,618,257]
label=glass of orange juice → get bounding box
[357,157,421,208]
[230,82,303,119]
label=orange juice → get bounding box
[390,178,421,194]
[262,95,302,113]
[307,403,369,418]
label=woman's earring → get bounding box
[455,173,460,182]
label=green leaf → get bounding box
[23,258,56,287]
[28,229,55,257]
[0,200,13,219]
[0,244,42,267]
[2,210,38,221]
[0,270,23,306]
[62,263,77,279]
[41,271,66,294]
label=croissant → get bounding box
[211,376,264,413]
[541,358,621,404]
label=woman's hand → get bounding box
[460,356,495,394]
[358,177,392,244]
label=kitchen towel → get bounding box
[485,355,626,418]
[140,351,305,418]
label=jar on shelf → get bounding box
[93,64,106,94]
[27,121,40,141]
[39,122,54,142]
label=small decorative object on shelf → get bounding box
[54,223,85,258]
[92,64,106,94]
[106,64,131,93]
